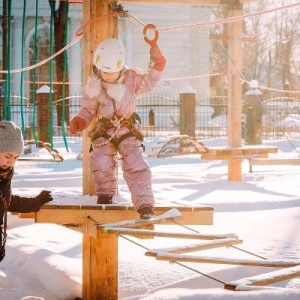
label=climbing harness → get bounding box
[90,114,144,151]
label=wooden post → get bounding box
[226,3,243,181]
[83,232,118,300]
[81,0,118,299]
[82,0,117,196]
[36,85,53,144]
[179,86,196,137]
[244,88,263,145]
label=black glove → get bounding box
[36,190,53,207]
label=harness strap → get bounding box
[90,114,144,152]
[91,115,144,142]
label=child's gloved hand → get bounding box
[70,116,86,134]
[36,190,53,207]
[150,44,166,71]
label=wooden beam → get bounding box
[64,0,257,4]
[80,2,119,298]
[121,0,255,4]
[82,0,118,196]
[154,254,300,268]
[101,228,237,240]
[226,4,243,181]
[201,145,278,160]
[225,264,300,290]
[146,238,243,255]
[35,204,214,235]
[83,232,118,300]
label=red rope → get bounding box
[75,12,119,37]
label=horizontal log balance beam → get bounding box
[35,202,213,300]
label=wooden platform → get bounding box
[249,157,300,172]
[35,202,213,300]
[35,203,214,234]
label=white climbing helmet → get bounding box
[93,38,126,73]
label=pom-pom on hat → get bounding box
[0,121,24,155]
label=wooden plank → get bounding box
[225,264,300,290]
[249,158,300,172]
[100,208,182,228]
[202,146,278,160]
[146,238,243,256]
[154,253,300,268]
[101,228,237,240]
[250,158,300,166]
[36,205,214,234]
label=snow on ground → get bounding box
[1,137,300,299]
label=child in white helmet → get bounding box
[70,38,166,219]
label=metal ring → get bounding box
[143,24,159,47]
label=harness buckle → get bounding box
[111,116,121,129]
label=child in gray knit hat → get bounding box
[0,121,24,155]
[0,121,53,263]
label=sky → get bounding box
[1,136,300,300]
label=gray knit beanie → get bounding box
[0,121,24,154]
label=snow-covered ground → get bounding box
[1,136,300,300]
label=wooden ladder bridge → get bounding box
[33,202,300,299]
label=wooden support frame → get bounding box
[36,204,213,300]
[74,0,258,298]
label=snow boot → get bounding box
[97,195,113,204]
[138,207,155,219]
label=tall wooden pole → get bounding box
[82,0,117,195]
[82,1,118,299]
[227,3,243,181]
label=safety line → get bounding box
[119,234,226,285]
[171,220,268,261]
[126,2,300,33]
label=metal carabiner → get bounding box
[143,24,159,47]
